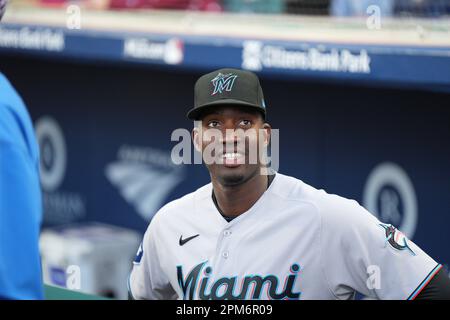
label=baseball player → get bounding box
[129,68,450,300]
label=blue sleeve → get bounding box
[0,75,44,300]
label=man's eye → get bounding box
[207,121,220,128]
[239,120,252,127]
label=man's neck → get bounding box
[212,173,269,218]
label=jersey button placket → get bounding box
[221,229,232,260]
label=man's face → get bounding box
[192,106,271,186]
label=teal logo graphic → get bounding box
[211,73,238,95]
[177,262,301,300]
[379,223,415,256]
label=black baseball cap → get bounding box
[186,68,267,120]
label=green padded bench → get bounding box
[44,285,110,300]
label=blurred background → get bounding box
[1,0,449,299]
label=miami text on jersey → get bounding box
[177,262,302,300]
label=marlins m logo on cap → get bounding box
[211,73,238,96]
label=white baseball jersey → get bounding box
[129,172,441,300]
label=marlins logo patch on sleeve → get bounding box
[379,223,415,256]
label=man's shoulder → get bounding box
[273,173,367,220]
[0,73,27,119]
[270,172,328,204]
[0,73,38,162]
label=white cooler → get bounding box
[40,222,141,299]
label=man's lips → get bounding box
[221,152,245,167]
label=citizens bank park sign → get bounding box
[1,24,449,90]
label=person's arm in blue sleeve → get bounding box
[0,74,44,300]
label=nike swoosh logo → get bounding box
[179,234,199,246]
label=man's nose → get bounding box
[220,126,241,145]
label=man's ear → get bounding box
[262,123,272,146]
[192,126,202,153]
